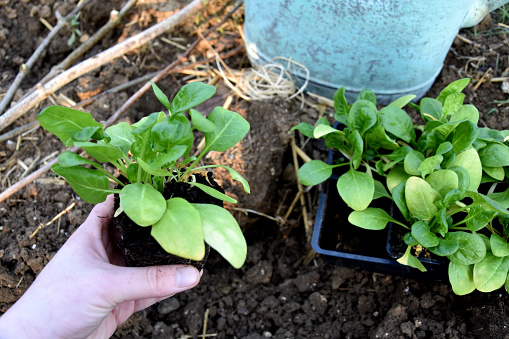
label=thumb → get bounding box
[110,265,200,302]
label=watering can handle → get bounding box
[462,0,509,28]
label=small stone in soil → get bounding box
[157,298,181,315]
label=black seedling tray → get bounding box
[311,150,448,282]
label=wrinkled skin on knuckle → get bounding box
[145,266,174,295]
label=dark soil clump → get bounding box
[113,172,223,270]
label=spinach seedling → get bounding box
[38,82,250,268]
[295,79,509,295]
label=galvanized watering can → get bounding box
[244,0,509,104]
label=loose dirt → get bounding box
[2,1,509,338]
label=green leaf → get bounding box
[464,206,497,231]
[373,180,391,200]
[73,141,124,163]
[348,207,396,230]
[491,233,509,257]
[464,191,509,215]
[436,78,470,105]
[297,160,335,186]
[356,89,377,105]
[450,104,479,125]
[419,98,442,121]
[417,154,443,178]
[337,169,374,211]
[204,107,250,152]
[451,121,478,153]
[411,220,439,247]
[151,81,172,111]
[489,188,509,209]
[449,262,476,295]
[333,87,349,124]
[449,148,482,191]
[479,143,509,167]
[290,122,315,138]
[389,94,416,108]
[429,236,459,256]
[397,246,427,272]
[484,166,505,181]
[347,100,377,136]
[120,183,166,226]
[365,126,399,151]
[189,182,237,204]
[136,158,172,177]
[170,82,216,114]
[192,203,246,268]
[105,122,134,154]
[151,115,193,155]
[132,112,160,135]
[447,232,486,265]
[474,253,509,292]
[405,176,441,220]
[37,106,103,147]
[387,165,411,193]
[436,142,453,155]
[57,151,96,167]
[150,145,188,169]
[314,124,342,138]
[70,126,104,142]
[478,128,506,143]
[348,130,363,170]
[392,183,411,221]
[190,108,216,132]
[425,170,458,196]
[52,165,115,204]
[441,93,465,120]
[380,106,416,143]
[448,166,470,192]
[404,151,425,176]
[151,198,205,260]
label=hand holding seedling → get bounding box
[0,195,201,339]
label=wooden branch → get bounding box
[35,0,138,90]
[0,0,92,115]
[0,0,203,133]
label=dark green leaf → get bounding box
[392,182,411,221]
[380,106,416,143]
[464,206,497,231]
[52,165,115,204]
[411,220,439,247]
[451,121,478,153]
[404,150,425,176]
[190,182,237,203]
[479,143,509,167]
[347,100,377,136]
[447,232,486,265]
[349,130,363,169]
[337,169,374,211]
[151,81,172,111]
[70,126,104,142]
[419,98,442,121]
[348,208,396,230]
[190,109,216,132]
[204,107,250,152]
[170,82,216,114]
[334,87,349,124]
[73,141,124,163]
[37,106,103,147]
[151,198,205,260]
[151,115,193,155]
[449,262,476,295]
[356,89,376,105]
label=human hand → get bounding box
[0,195,201,339]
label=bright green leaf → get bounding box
[337,169,374,211]
[447,232,486,265]
[189,182,237,204]
[474,253,509,292]
[405,176,441,220]
[204,107,250,152]
[170,82,216,114]
[348,207,396,230]
[491,233,509,257]
[120,183,166,226]
[449,262,476,295]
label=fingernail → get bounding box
[176,266,198,288]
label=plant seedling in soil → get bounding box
[37,82,250,269]
[294,78,509,295]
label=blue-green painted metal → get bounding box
[244,0,508,104]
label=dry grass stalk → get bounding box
[0,0,93,114]
[0,0,204,133]
[30,201,76,239]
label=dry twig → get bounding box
[0,0,92,114]
[30,202,76,239]
[0,0,204,133]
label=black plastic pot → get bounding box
[311,150,448,282]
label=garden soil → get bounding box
[2,1,509,338]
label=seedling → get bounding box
[295,78,509,294]
[37,82,250,268]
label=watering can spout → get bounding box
[462,0,509,28]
